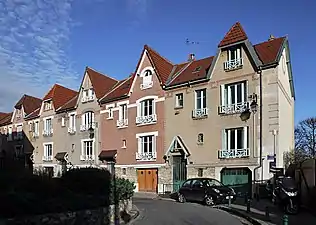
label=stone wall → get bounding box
[1,199,132,225]
[187,166,215,179]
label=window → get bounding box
[44,143,53,161]
[69,114,76,129]
[119,104,128,120]
[16,125,23,139]
[197,133,204,144]
[182,180,192,188]
[43,101,52,111]
[82,140,93,158]
[140,68,153,89]
[136,133,157,160]
[61,117,65,127]
[108,107,113,119]
[192,179,203,188]
[175,93,183,108]
[193,66,201,73]
[225,127,248,150]
[34,121,39,136]
[82,111,94,126]
[16,109,22,119]
[140,135,154,154]
[122,140,126,148]
[140,99,154,116]
[198,168,203,177]
[224,47,243,71]
[44,118,53,134]
[8,126,12,140]
[82,89,95,102]
[195,89,207,109]
[228,46,241,61]
[204,179,223,187]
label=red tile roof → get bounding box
[218,22,248,47]
[169,56,214,86]
[86,67,118,100]
[56,94,78,112]
[0,112,12,126]
[43,84,78,110]
[0,112,8,120]
[14,94,42,116]
[254,37,286,65]
[24,108,40,120]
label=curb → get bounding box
[155,196,176,202]
[125,205,140,224]
[214,206,264,225]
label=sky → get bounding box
[0,0,314,124]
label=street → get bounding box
[131,197,244,225]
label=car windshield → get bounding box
[204,179,223,187]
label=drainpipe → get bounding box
[253,66,263,198]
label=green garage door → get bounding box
[221,168,251,197]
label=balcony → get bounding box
[42,155,53,161]
[136,152,157,161]
[81,95,95,103]
[219,102,249,115]
[192,108,208,119]
[80,155,95,161]
[68,127,76,134]
[218,148,250,159]
[116,119,128,128]
[140,81,153,90]
[136,114,157,125]
[43,129,53,137]
[80,123,96,131]
[224,58,243,71]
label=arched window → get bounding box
[140,67,154,90]
[82,111,94,127]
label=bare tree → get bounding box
[295,117,316,157]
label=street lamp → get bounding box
[240,93,258,121]
[88,125,94,139]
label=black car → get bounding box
[176,178,236,206]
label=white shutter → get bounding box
[81,114,85,126]
[138,137,142,154]
[118,106,122,120]
[92,112,95,123]
[152,135,156,154]
[220,84,225,107]
[61,117,65,127]
[222,129,227,150]
[237,48,241,59]
[243,127,248,149]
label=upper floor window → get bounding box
[219,127,249,159]
[7,126,12,141]
[16,125,23,140]
[68,113,76,134]
[140,67,154,90]
[136,98,157,125]
[175,93,183,108]
[43,100,52,111]
[219,81,248,114]
[34,121,39,137]
[80,111,95,131]
[81,140,94,161]
[43,118,53,136]
[197,133,204,145]
[82,88,95,103]
[193,89,208,119]
[117,104,128,128]
[43,143,53,161]
[136,134,157,161]
[224,46,243,71]
[16,109,22,119]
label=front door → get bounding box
[221,168,252,197]
[173,156,187,192]
[137,169,158,192]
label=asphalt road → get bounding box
[131,198,244,225]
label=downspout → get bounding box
[253,66,263,196]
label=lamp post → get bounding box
[88,123,96,167]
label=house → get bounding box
[0,94,42,172]
[162,22,295,194]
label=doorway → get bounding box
[137,168,158,192]
[172,156,187,192]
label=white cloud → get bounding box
[0,0,99,112]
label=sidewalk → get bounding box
[227,198,316,225]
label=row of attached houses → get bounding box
[0,22,295,194]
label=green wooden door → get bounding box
[221,168,251,197]
[173,156,187,192]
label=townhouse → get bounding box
[0,22,295,196]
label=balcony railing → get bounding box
[219,102,249,114]
[68,127,76,134]
[81,95,95,103]
[116,119,128,128]
[140,81,153,90]
[218,148,250,159]
[80,155,95,161]
[13,134,23,140]
[7,135,12,141]
[43,129,53,137]
[80,123,96,131]
[136,114,157,125]
[136,151,157,161]
[224,58,243,71]
[42,155,53,161]
[192,108,208,119]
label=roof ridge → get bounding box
[253,36,286,46]
[86,66,118,82]
[144,45,174,65]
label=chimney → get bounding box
[188,53,195,62]
[268,34,275,41]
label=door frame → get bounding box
[172,155,187,192]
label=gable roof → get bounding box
[0,112,13,126]
[56,94,78,113]
[218,22,248,48]
[43,84,78,110]
[24,108,40,120]
[85,67,118,100]
[0,112,8,120]
[14,94,42,116]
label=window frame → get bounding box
[82,111,94,126]
[43,142,53,159]
[175,93,184,108]
[195,89,207,110]
[224,127,248,150]
[81,139,94,157]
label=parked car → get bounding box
[176,178,236,206]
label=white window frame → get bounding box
[194,89,207,110]
[139,99,155,117]
[8,126,13,140]
[140,66,154,89]
[222,81,247,106]
[228,47,241,61]
[61,117,65,127]
[43,116,53,134]
[34,120,39,136]
[81,138,95,160]
[122,140,127,149]
[16,124,23,139]
[106,104,115,119]
[136,131,158,160]
[43,142,53,161]
[68,112,76,129]
[43,100,52,111]
[223,127,248,150]
[175,93,184,108]
[82,111,94,126]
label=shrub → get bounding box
[110,177,135,204]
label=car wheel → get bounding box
[204,195,214,206]
[178,193,186,203]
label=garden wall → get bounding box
[1,199,132,225]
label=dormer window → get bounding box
[16,109,22,119]
[82,88,95,103]
[44,101,52,111]
[224,46,243,71]
[140,67,154,90]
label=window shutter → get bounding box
[92,112,95,123]
[152,136,156,153]
[221,129,226,150]
[137,137,142,153]
[220,85,225,107]
[237,48,241,59]
[61,117,65,127]
[81,114,85,125]
[243,127,248,149]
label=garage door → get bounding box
[137,169,158,192]
[221,168,251,197]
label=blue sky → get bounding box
[0,0,314,124]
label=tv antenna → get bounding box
[186,38,200,45]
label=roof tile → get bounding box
[43,84,78,110]
[0,112,13,126]
[218,22,248,47]
[56,94,78,112]
[15,95,42,116]
[254,37,285,65]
